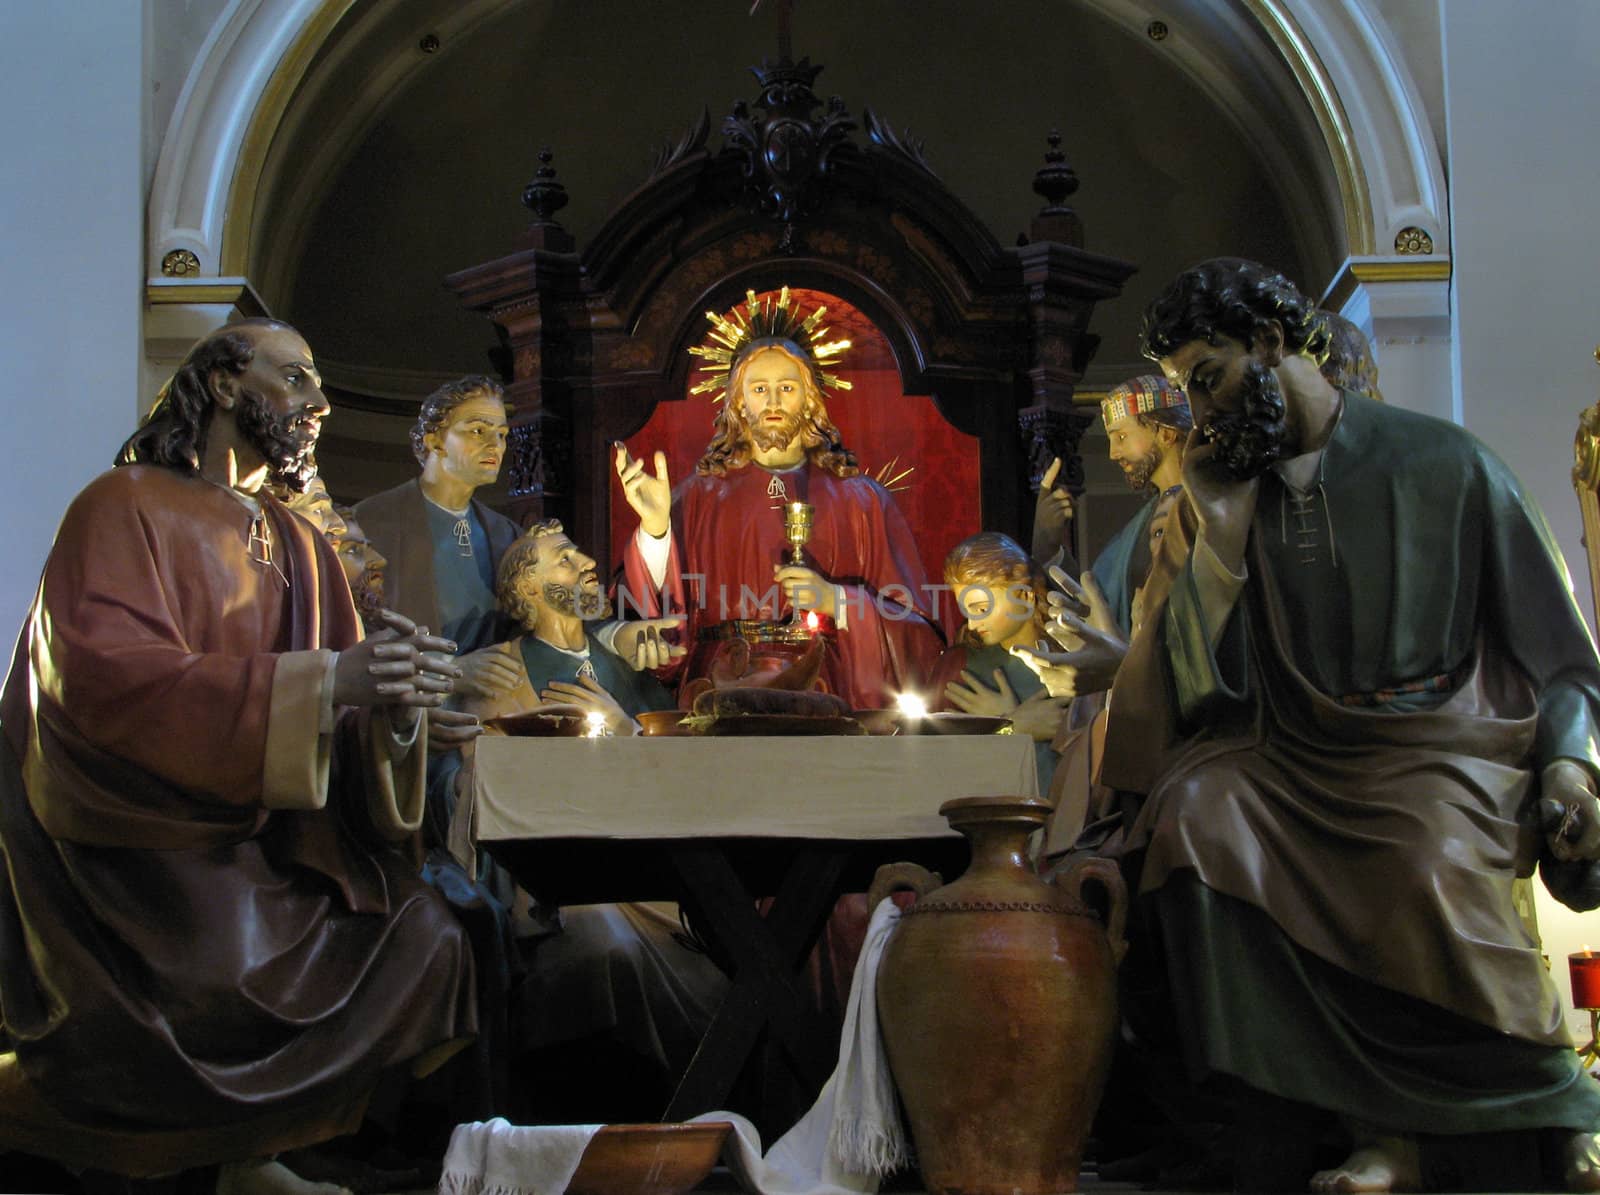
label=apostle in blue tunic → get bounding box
[458,521,724,1122]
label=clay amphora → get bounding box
[871,795,1127,1195]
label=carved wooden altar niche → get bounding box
[447,58,1136,584]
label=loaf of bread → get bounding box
[691,686,851,719]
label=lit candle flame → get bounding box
[585,711,609,738]
[805,610,821,633]
[895,692,928,719]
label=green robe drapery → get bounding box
[1165,392,1600,768]
[1090,496,1155,639]
[1103,393,1600,1132]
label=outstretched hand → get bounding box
[1042,566,1121,644]
[1010,569,1128,698]
[428,707,483,750]
[1031,457,1076,563]
[333,609,461,728]
[614,442,672,539]
[613,615,688,670]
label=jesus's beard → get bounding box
[1200,362,1289,482]
[749,408,805,453]
[237,389,320,493]
[544,574,613,621]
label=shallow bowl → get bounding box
[852,708,903,735]
[637,709,692,737]
[485,704,591,737]
[852,710,1011,736]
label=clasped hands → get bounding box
[331,608,481,746]
[1009,566,1128,698]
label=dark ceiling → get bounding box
[274,0,1309,399]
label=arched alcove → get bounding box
[145,0,1450,495]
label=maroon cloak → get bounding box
[0,465,476,1174]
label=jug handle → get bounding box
[1051,855,1128,966]
[867,861,943,912]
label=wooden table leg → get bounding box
[663,843,847,1122]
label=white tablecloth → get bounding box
[472,735,1039,842]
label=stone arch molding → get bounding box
[147,0,1448,288]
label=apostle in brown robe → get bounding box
[0,320,477,1184]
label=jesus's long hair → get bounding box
[695,341,859,478]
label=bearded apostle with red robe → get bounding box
[0,321,477,1186]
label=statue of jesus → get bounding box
[614,288,941,708]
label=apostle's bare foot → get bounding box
[216,1158,352,1195]
[1564,1130,1600,1191]
[1309,1135,1420,1193]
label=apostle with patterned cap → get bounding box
[1091,374,1193,637]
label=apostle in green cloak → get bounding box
[1104,256,1600,1192]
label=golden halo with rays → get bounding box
[687,286,854,404]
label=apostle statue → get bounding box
[455,523,726,1122]
[282,467,347,540]
[930,531,1068,791]
[614,288,942,709]
[1089,375,1192,639]
[331,504,388,633]
[355,375,524,700]
[0,320,477,1189]
[1106,257,1600,1191]
[459,520,676,731]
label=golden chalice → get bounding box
[784,501,814,565]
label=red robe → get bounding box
[0,465,475,1175]
[620,463,942,709]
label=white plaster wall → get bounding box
[145,0,236,192]
[1442,0,1600,1037]
[1366,0,1447,174]
[0,4,143,651]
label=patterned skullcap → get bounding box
[1100,374,1189,425]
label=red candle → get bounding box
[1570,951,1600,1009]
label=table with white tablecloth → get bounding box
[471,732,1039,1126]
